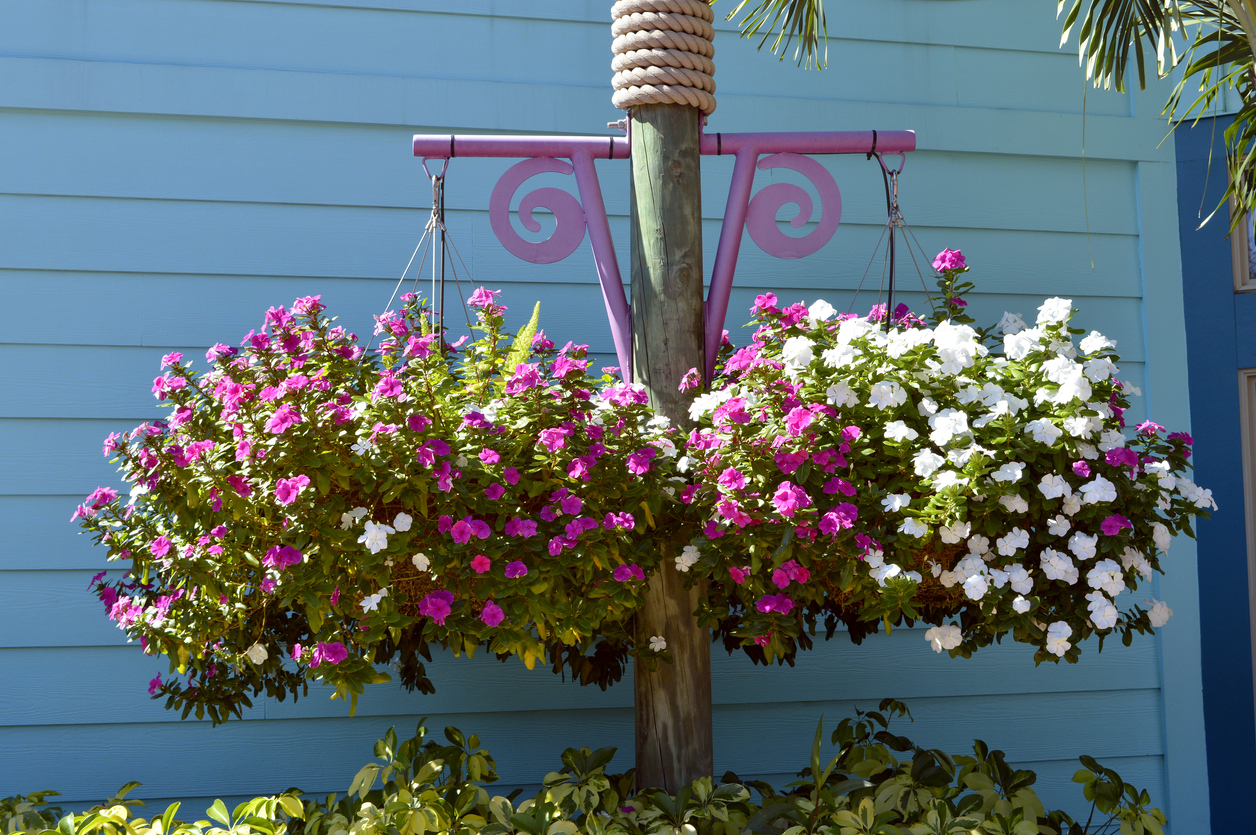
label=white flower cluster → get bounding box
[675,545,701,573]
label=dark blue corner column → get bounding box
[1174,118,1256,833]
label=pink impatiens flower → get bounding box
[450,517,491,544]
[1072,461,1091,478]
[504,517,538,538]
[613,563,645,582]
[227,475,253,497]
[505,560,528,578]
[150,537,172,558]
[148,674,163,695]
[308,641,349,668]
[480,448,501,465]
[1101,514,1132,536]
[785,406,814,437]
[470,555,491,574]
[772,481,812,518]
[263,545,303,569]
[626,448,656,475]
[480,600,505,627]
[932,248,966,273]
[274,474,310,506]
[729,566,748,584]
[718,468,746,491]
[419,590,455,625]
[756,593,795,615]
[819,503,858,534]
[265,403,302,435]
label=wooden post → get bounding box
[629,101,713,792]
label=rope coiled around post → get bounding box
[611,0,716,115]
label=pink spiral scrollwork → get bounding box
[744,153,842,259]
[489,158,587,265]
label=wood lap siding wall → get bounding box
[0,0,1209,825]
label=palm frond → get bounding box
[717,0,828,69]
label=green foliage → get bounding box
[716,0,828,69]
[3,705,1165,835]
[1058,0,1256,229]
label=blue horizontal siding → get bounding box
[0,0,1207,828]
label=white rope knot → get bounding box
[611,0,716,115]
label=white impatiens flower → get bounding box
[244,643,268,665]
[675,545,701,573]
[1076,442,1099,460]
[1038,474,1072,500]
[1080,476,1118,505]
[884,420,919,442]
[864,549,885,569]
[808,299,837,323]
[1086,591,1119,629]
[1007,564,1034,595]
[912,449,946,478]
[968,535,991,556]
[1063,415,1098,438]
[1087,559,1126,597]
[1068,531,1098,561]
[781,336,816,369]
[933,321,983,375]
[996,528,1030,556]
[881,493,912,512]
[939,520,971,545]
[992,462,1025,483]
[393,513,413,532]
[340,506,368,529]
[998,494,1029,514]
[689,388,732,421]
[933,471,967,490]
[1046,621,1073,656]
[1152,522,1172,553]
[825,381,858,407]
[1025,419,1063,447]
[925,624,963,653]
[412,553,430,571]
[1012,595,1032,614]
[1036,297,1073,325]
[963,572,990,601]
[929,409,970,446]
[1041,549,1080,585]
[1004,329,1042,361]
[361,588,389,613]
[1079,331,1115,354]
[1084,357,1117,382]
[1062,493,1082,517]
[899,518,929,538]
[998,311,1027,334]
[648,635,667,652]
[1047,515,1071,537]
[822,344,862,369]
[1121,547,1153,581]
[872,563,903,586]
[1148,599,1174,627]
[358,520,396,554]
[869,380,908,410]
[1098,429,1126,453]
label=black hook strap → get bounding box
[866,129,877,160]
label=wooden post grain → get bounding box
[629,101,713,792]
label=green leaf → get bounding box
[206,799,230,827]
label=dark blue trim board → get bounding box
[1174,118,1256,833]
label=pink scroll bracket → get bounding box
[745,153,842,259]
[489,158,587,264]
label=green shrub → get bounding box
[2,703,1165,835]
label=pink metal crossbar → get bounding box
[412,129,916,381]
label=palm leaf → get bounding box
[716,0,828,69]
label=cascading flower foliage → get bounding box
[75,250,1212,722]
[683,251,1210,665]
[76,290,688,721]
